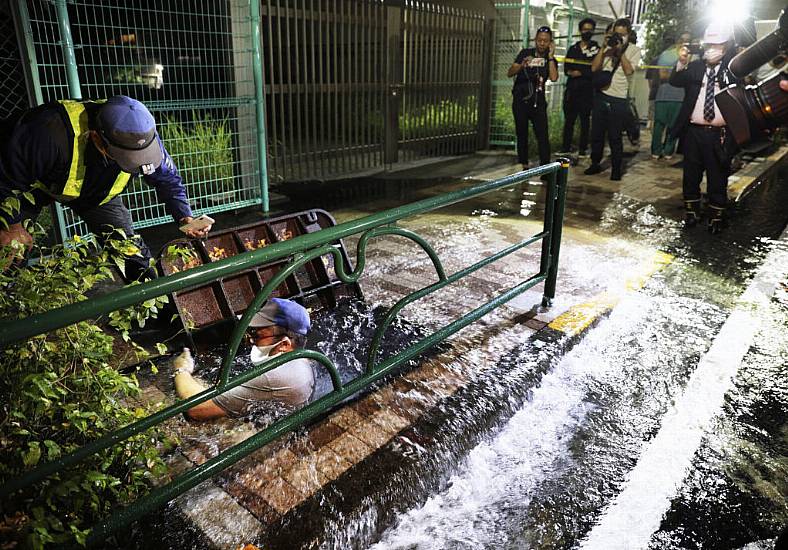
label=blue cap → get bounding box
[248,298,311,335]
[97,95,163,175]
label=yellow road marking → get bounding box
[549,251,675,336]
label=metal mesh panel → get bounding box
[24,0,262,238]
[491,2,525,146]
[399,1,484,163]
[260,0,388,182]
[0,1,32,118]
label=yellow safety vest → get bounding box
[42,100,131,205]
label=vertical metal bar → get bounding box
[541,160,569,307]
[291,0,303,180]
[538,169,557,277]
[13,0,43,106]
[264,1,279,181]
[282,1,297,179]
[383,0,402,165]
[54,0,81,100]
[317,0,327,177]
[521,0,530,49]
[339,0,348,175]
[477,16,494,151]
[309,0,318,177]
[251,0,270,212]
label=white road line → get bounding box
[580,229,788,550]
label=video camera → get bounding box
[715,9,788,147]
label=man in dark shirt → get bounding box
[0,95,212,280]
[560,18,599,158]
[508,26,559,170]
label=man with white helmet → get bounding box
[669,21,739,233]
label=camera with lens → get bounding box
[715,9,788,147]
[606,32,623,48]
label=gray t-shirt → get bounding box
[213,357,315,416]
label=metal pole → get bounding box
[54,0,81,100]
[542,159,569,307]
[521,0,530,47]
[250,0,270,213]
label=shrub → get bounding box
[159,113,235,197]
[0,222,168,548]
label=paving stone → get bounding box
[329,406,365,430]
[175,481,262,549]
[369,409,410,436]
[223,480,280,524]
[313,445,353,481]
[350,396,384,418]
[257,476,306,515]
[348,419,394,449]
[327,432,374,463]
[281,458,329,497]
[304,420,345,448]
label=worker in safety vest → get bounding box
[0,95,212,280]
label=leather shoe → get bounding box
[584,164,603,175]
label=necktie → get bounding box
[703,67,716,122]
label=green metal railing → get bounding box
[0,160,569,546]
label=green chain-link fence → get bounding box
[18,0,265,238]
[0,0,31,119]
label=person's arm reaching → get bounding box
[508,49,531,78]
[142,137,212,238]
[669,46,692,87]
[172,348,228,420]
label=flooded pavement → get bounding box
[130,150,787,549]
[316,158,788,549]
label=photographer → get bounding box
[668,22,738,233]
[508,26,559,170]
[585,18,642,181]
[560,18,600,158]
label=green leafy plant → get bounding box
[641,0,698,64]
[0,221,169,548]
[160,113,235,198]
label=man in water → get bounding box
[172,298,314,420]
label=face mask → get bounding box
[581,31,594,42]
[250,340,284,364]
[703,46,724,64]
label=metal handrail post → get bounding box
[541,159,569,306]
[538,168,558,278]
[250,0,270,213]
[54,0,81,100]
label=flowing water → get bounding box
[131,161,787,549]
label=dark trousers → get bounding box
[681,125,731,208]
[23,196,155,281]
[512,99,550,166]
[562,95,592,153]
[590,93,629,173]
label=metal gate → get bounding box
[260,0,492,182]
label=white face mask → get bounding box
[703,46,725,64]
[250,339,284,364]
